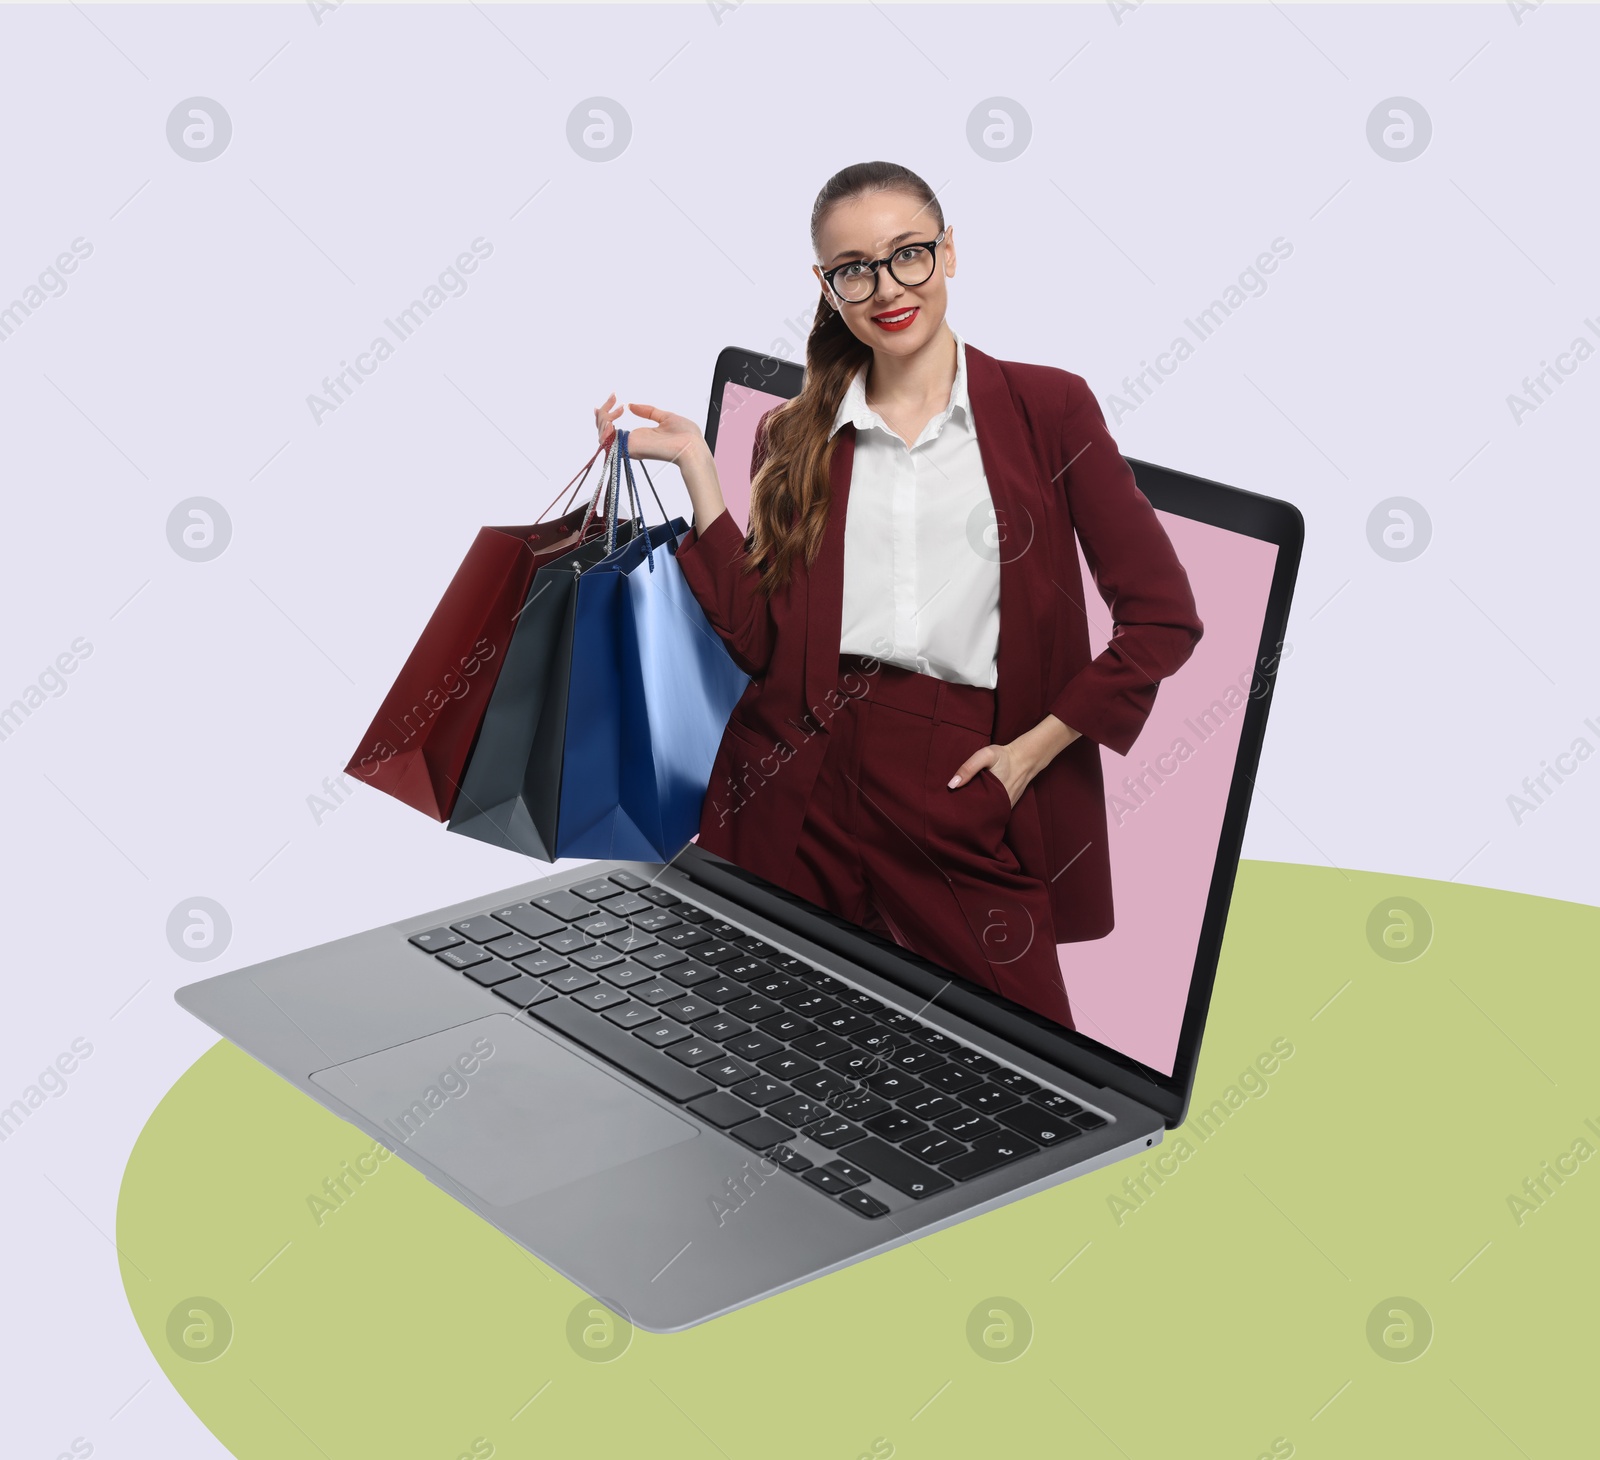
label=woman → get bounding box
[594,161,1202,1032]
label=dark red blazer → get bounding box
[675,343,1203,944]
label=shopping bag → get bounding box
[344,445,615,821]
[555,429,750,860]
[447,436,641,858]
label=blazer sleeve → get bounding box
[1046,375,1204,756]
[673,412,779,678]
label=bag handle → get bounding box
[612,430,676,572]
[535,441,611,526]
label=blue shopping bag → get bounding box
[555,430,750,860]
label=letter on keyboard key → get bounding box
[836,1137,953,1198]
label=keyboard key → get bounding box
[486,934,542,960]
[728,1116,794,1151]
[570,946,624,972]
[632,909,682,933]
[606,893,653,916]
[785,991,839,1017]
[597,961,656,989]
[802,1117,864,1149]
[704,1058,756,1087]
[632,980,687,1006]
[532,890,595,922]
[601,1002,659,1029]
[766,954,811,975]
[437,945,493,971]
[686,1091,758,1129]
[705,920,744,941]
[672,905,713,924]
[827,1051,885,1079]
[997,1104,1082,1146]
[659,996,716,1024]
[791,1070,853,1100]
[865,1112,927,1140]
[791,1031,853,1061]
[839,1190,890,1218]
[922,1064,982,1094]
[721,958,771,983]
[838,990,885,1013]
[891,1047,944,1074]
[462,960,520,987]
[851,1029,907,1055]
[899,1092,962,1121]
[668,960,721,987]
[546,969,599,994]
[693,1013,749,1041]
[1072,1110,1109,1131]
[603,928,657,955]
[880,1012,921,1033]
[577,914,629,939]
[804,972,847,993]
[802,1169,855,1195]
[491,974,558,1008]
[698,979,749,1005]
[837,1137,953,1199]
[768,1144,812,1173]
[542,928,595,955]
[1033,1092,1086,1117]
[571,877,624,902]
[769,1094,832,1127]
[729,1076,788,1107]
[950,1048,1000,1073]
[696,943,745,965]
[823,1158,870,1187]
[818,1011,872,1038]
[727,994,783,1023]
[660,926,712,949]
[863,1071,923,1100]
[634,1019,691,1048]
[993,1070,1041,1095]
[571,984,629,1012]
[451,915,514,944]
[734,937,778,958]
[725,1031,784,1061]
[639,888,682,908]
[759,1014,814,1041]
[903,1133,965,1164]
[749,973,802,1000]
[527,996,713,1102]
[759,1051,817,1080]
[607,870,651,892]
[410,927,463,953]
[835,1091,891,1120]
[938,1133,1039,1180]
[492,903,565,940]
[965,1085,1022,1115]
[914,1031,960,1054]
[937,1110,999,1141]
[667,1038,723,1067]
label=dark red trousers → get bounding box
[783,654,1076,1030]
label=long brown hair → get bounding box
[744,161,945,597]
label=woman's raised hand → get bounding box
[592,394,709,469]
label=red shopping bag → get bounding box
[345,445,615,820]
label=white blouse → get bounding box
[830,332,1000,689]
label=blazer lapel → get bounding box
[965,345,1051,741]
[804,423,855,724]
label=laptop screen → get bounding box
[700,358,1293,1087]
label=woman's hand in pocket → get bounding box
[948,741,1027,809]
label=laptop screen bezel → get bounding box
[686,343,1304,1127]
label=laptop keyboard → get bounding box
[410,871,1111,1220]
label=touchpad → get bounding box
[308,1014,697,1207]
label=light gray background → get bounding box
[2,3,1596,1455]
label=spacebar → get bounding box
[529,997,714,1102]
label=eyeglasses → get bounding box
[820,228,948,304]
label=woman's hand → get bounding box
[592,394,709,471]
[948,715,1083,807]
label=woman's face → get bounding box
[812,190,956,358]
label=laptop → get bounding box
[176,344,1303,1331]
